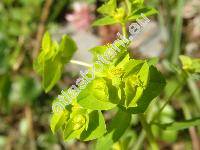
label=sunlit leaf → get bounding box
[95,110,131,150]
[120,66,166,113]
[97,0,116,15]
[34,32,77,92]
[50,110,69,134]
[179,55,200,73]
[80,111,106,141]
[77,78,117,110]
[128,7,158,21]
[154,117,200,131]
[58,35,77,64]
[92,16,118,26]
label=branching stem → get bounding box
[139,114,159,150]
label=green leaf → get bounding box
[124,81,137,107]
[80,111,106,141]
[50,110,69,134]
[128,7,158,21]
[33,52,45,75]
[179,55,200,73]
[121,58,144,77]
[123,62,149,108]
[95,110,131,150]
[152,124,178,142]
[43,58,63,93]
[179,55,192,70]
[131,0,144,6]
[89,45,107,61]
[63,118,85,141]
[63,108,88,141]
[77,78,117,110]
[147,57,159,66]
[150,103,178,142]
[97,0,116,15]
[112,129,137,150]
[34,32,77,93]
[120,66,166,113]
[125,0,132,16]
[154,117,200,131]
[58,35,77,64]
[42,31,51,52]
[193,59,200,73]
[92,16,118,26]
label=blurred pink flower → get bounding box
[66,2,95,31]
[183,0,200,19]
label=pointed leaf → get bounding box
[154,117,200,131]
[58,35,77,64]
[77,78,117,110]
[80,111,106,141]
[97,0,116,15]
[50,110,69,134]
[120,66,166,113]
[95,110,131,150]
[92,16,118,26]
[128,7,158,21]
[179,55,200,73]
[42,32,51,52]
[43,58,63,93]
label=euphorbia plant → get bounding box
[33,0,200,150]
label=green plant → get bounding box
[34,0,200,150]
[34,32,77,93]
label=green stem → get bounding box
[124,0,131,15]
[139,114,159,150]
[70,60,92,67]
[162,0,173,58]
[181,101,200,150]
[187,79,200,112]
[151,83,182,123]
[151,71,188,123]
[121,23,127,38]
[171,0,185,64]
[133,130,146,150]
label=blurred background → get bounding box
[0,0,200,149]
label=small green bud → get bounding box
[113,8,125,21]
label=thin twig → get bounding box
[151,83,181,123]
[151,71,188,123]
[187,79,200,112]
[33,0,53,59]
[132,130,146,150]
[139,114,159,150]
[25,105,36,150]
[182,102,200,150]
